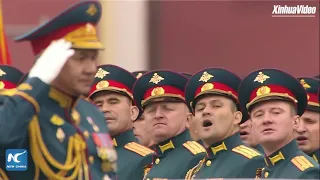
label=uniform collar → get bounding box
[112,130,137,147]
[264,140,299,167]
[155,130,191,156]
[254,144,265,154]
[309,149,319,163]
[49,86,79,109]
[206,133,242,158]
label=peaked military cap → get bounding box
[14,1,103,55]
[132,70,188,110]
[181,72,192,79]
[18,72,29,85]
[0,65,24,89]
[238,69,307,121]
[132,71,147,79]
[88,64,136,99]
[297,77,319,112]
[185,68,241,110]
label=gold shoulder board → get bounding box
[232,145,261,159]
[183,141,206,155]
[124,142,154,157]
[291,155,315,171]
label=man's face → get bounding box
[55,49,98,95]
[133,113,154,147]
[194,95,241,146]
[250,100,299,147]
[295,110,320,154]
[239,119,258,147]
[143,101,189,144]
[92,91,138,136]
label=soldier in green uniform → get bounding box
[240,118,264,153]
[131,71,155,148]
[295,77,319,163]
[88,65,154,180]
[0,1,117,180]
[0,65,23,180]
[132,70,206,179]
[184,68,265,179]
[238,68,319,179]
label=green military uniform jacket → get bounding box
[254,144,265,154]
[257,140,319,179]
[0,78,117,180]
[309,149,319,164]
[112,130,154,180]
[185,133,265,179]
[144,130,206,180]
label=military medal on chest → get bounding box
[92,133,117,173]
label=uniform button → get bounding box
[155,158,160,164]
[206,160,211,166]
[83,130,90,139]
[89,156,94,164]
[264,171,269,178]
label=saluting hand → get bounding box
[28,39,75,84]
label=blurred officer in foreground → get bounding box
[131,71,155,147]
[185,68,264,179]
[0,65,23,180]
[238,69,319,179]
[88,65,154,180]
[295,77,319,163]
[0,1,117,179]
[133,70,206,179]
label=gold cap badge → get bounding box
[300,79,311,89]
[96,80,109,90]
[254,72,270,84]
[199,71,214,83]
[201,83,214,92]
[0,81,5,89]
[149,73,164,84]
[256,86,271,97]
[95,68,110,79]
[0,69,6,76]
[86,4,97,16]
[151,87,165,96]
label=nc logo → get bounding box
[5,149,28,171]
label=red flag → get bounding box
[0,0,12,65]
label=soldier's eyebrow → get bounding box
[93,99,103,104]
[210,99,222,104]
[107,97,120,101]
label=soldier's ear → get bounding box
[130,105,139,121]
[186,113,193,129]
[293,115,300,130]
[233,111,243,125]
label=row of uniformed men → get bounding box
[0,0,319,180]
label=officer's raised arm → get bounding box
[0,40,74,147]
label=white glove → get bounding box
[28,39,75,84]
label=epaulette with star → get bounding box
[232,145,262,159]
[124,142,155,157]
[291,155,317,171]
[183,141,206,155]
